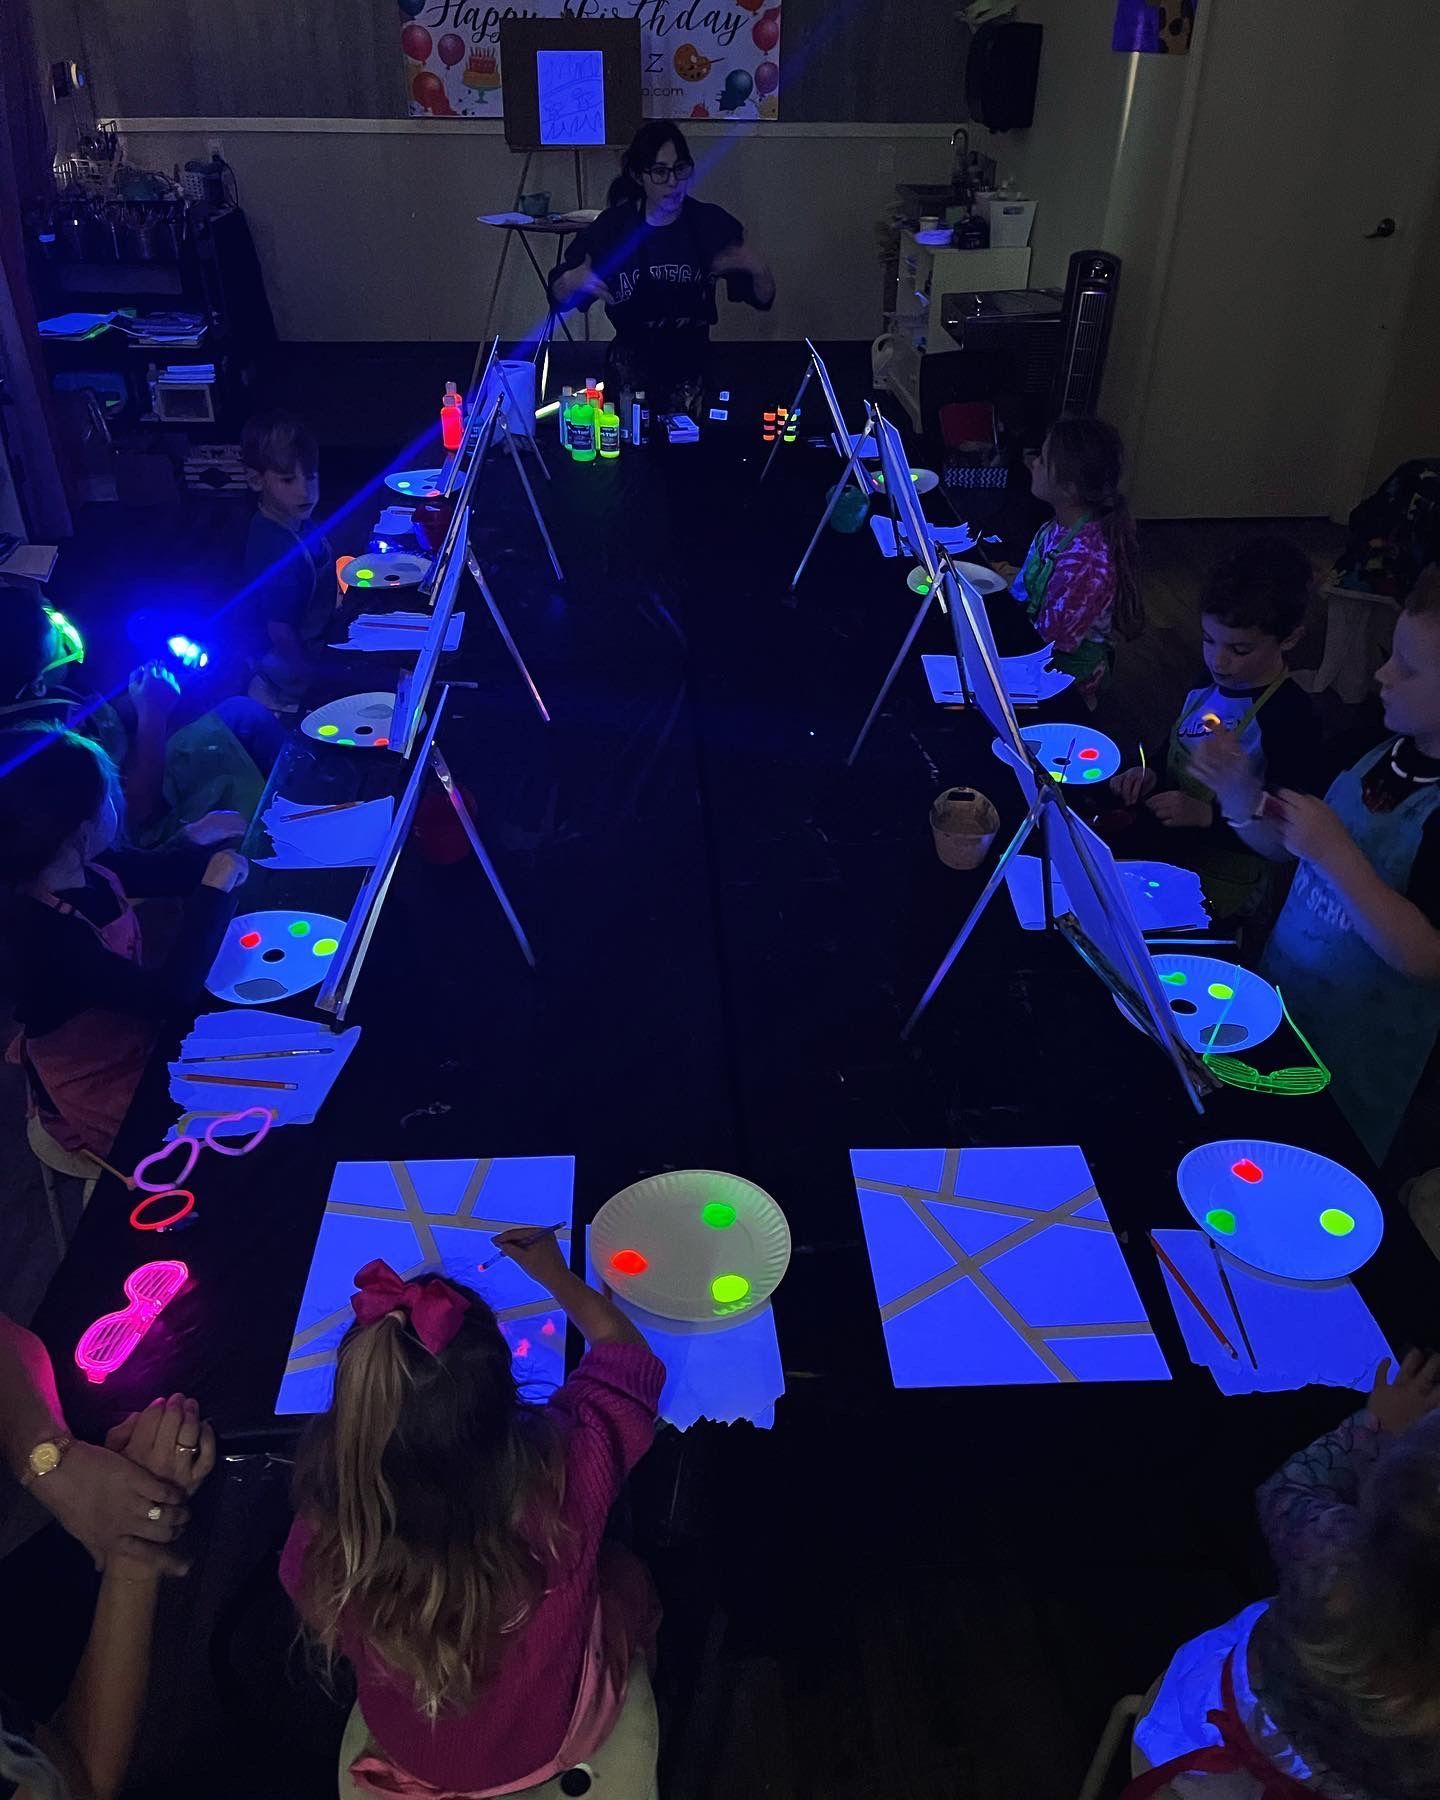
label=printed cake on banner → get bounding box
[402,1,782,122]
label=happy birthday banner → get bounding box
[399,0,782,122]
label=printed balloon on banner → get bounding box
[438,33,466,68]
[752,8,781,51]
[400,22,431,61]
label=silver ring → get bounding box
[176,1442,200,1456]
[146,1504,164,1522]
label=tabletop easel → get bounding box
[315,680,535,1024]
[443,345,565,586]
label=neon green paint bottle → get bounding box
[568,393,596,463]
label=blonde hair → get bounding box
[292,1284,567,1720]
[1293,1412,1440,1769]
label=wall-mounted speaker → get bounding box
[965,21,1043,133]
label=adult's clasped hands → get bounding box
[38,1394,215,1576]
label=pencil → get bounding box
[279,801,364,822]
[477,1222,568,1272]
[179,1047,336,1063]
[181,1072,297,1092]
[1148,1232,1239,1359]
[1210,1238,1259,1369]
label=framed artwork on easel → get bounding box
[499,19,643,152]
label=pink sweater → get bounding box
[280,1341,665,1792]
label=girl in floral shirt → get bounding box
[1012,416,1144,705]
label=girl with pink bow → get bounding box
[280,1229,666,1799]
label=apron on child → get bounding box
[1017,514,1110,687]
[10,866,156,1159]
[1262,739,1440,1166]
[1130,1603,1356,1800]
[1167,676,1288,919]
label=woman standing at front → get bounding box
[549,121,775,417]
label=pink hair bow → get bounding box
[350,1260,470,1353]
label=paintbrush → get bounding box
[477,1222,568,1273]
[1149,1232,1239,1359]
[179,1047,337,1063]
[181,1072,297,1092]
[1209,1238,1259,1369]
[278,801,365,822]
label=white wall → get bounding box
[118,121,953,344]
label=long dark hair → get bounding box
[1043,416,1143,641]
[0,726,116,887]
[608,120,693,208]
[291,1280,568,1721]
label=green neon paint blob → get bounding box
[1204,1208,1237,1236]
[312,937,339,956]
[710,1273,750,1305]
[353,569,374,581]
[701,1202,737,1230]
[1083,768,1103,781]
[1319,1208,1355,1237]
[1162,971,1188,986]
[288,920,311,937]
[317,723,340,737]
[1207,982,1235,1000]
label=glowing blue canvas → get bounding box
[1005,855,1210,934]
[276,1156,575,1416]
[1176,1140,1383,1281]
[851,1146,1171,1388]
[1145,955,1282,1054]
[537,50,605,146]
[1153,1228,1391,1398]
[584,1235,782,1431]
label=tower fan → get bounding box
[1050,251,1121,419]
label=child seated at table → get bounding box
[1109,538,1323,919]
[0,726,247,1165]
[1128,1351,1440,1800]
[0,578,280,843]
[282,1229,665,1800]
[239,410,337,712]
[1010,416,1143,706]
[1237,565,1440,1167]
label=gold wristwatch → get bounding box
[21,1434,73,1487]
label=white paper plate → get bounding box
[301,692,396,749]
[914,229,952,247]
[591,1170,791,1325]
[1176,1139,1383,1281]
[1013,721,1121,784]
[384,468,443,497]
[1124,954,1283,1054]
[908,559,1008,598]
[341,551,428,590]
[910,467,940,495]
[555,208,601,225]
[206,909,349,1005]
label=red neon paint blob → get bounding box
[541,1319,557,1337]
[1231,1159,1264,1184]
[129,1189,196,1232]
[1079,747,1100,761]
[238,930,262,950]
[610,1249,648,1276]
[374,738,390,748]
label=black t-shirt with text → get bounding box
[550,197,768,350]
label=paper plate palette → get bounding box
[908,559,1008,598]
[874,466,939,496]
[1141,954,1283,1054]
[301,692,395,750]
[1176,1140,1383,1281]
[206,909,348,1005]
[1014,721,1120,784]
[341,551,428,590]
[384,468,443,497]
[591,1170,791,1327]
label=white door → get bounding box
[1129,0,1440,520]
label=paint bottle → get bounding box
[559,385,574,450]
[569,393,596,463]
[598,396,620,459]
[440,381,464,452]
[631,389,649,447]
